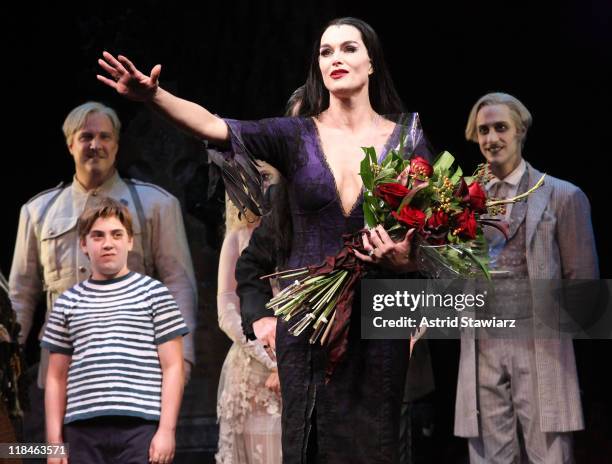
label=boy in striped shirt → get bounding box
[42,197,188,464]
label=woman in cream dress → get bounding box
[216,161,282,464]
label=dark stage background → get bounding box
[3,1,611,462]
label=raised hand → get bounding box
[97,51,161,102]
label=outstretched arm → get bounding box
[97,52,228,145]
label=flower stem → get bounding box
[486,174,546,207]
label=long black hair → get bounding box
[299,17,405,117]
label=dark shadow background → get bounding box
[2,1,611,462]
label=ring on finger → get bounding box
[368,249,375,257]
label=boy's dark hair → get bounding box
[77,197,134,240]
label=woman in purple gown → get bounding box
[98,17,432,463]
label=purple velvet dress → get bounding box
[224,114,432,463]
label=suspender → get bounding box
[124,179,155,277]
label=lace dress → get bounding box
[216,228,282,464]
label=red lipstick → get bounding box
[330,69,348,79]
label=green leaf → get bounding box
[376,167,397,180]
[363,146,377,164]
[360,154,374,191]
[433,151,455,174]
[450,166,463,183]
[363,201,377,227]
[382,154,393,168]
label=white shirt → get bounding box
[485,158,526,220]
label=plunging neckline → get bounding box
[311,117,400,218]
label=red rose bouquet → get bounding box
[361,148,546,279]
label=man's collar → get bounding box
[486,158,526,189]
[72,170,120,194]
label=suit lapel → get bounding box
[505,172,529,241]
[525,163,553,246]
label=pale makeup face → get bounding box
[476,104,524,174]
[80,216,133,280]
[318,24,373,97]
[68,112,118,181]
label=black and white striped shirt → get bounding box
[41,271,189,423]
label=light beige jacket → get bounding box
[9,172,197,386]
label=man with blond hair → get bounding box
[455,92,599,463]
[9,101,197,442]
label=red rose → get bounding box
[453,209,478,240]
[392,205,426,230]
[374,182,411,209]
[409,156,433,178]
[454,178,468,201]
[467,181,488,213]
[426,210,449,231]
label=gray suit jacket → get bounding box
[454,162,599,437]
